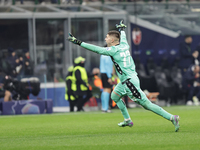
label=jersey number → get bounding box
[120,51,131,67]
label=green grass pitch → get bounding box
[0,106,200,150]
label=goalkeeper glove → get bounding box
[116,20,127,32]
[68,33,82,46]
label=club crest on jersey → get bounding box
[106,47,111,51]
[132,27,142,45]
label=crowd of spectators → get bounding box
[0,48,33,79]
[0,48,34,102]
[135,35,200,106]
[179,35,200,105]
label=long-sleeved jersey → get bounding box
[81,31,137,83]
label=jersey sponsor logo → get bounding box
[132,27,142,45]
[106,47,111,51]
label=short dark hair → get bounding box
[107,30,120,40]
[184,35,191,39]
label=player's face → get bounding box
[105,34,113,46]
[185,37,192,44]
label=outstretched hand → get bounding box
[67,33,82,46]
[116,20,127,32]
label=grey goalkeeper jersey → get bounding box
[81,31,137,83]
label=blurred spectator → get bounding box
[182,65,200,105]
[56,29,64,53]
[195,42,200,62]
[6,47,18,77]
[179,35,199,76]
[72,56,92,111]
[65,66,77,112]
[89,68,103,98]
[100,54,113,113]
[15,56,23,77]
[0,69,12,102]
[88,68,103,110]
[23,49,33,76]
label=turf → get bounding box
[0,106,200,150]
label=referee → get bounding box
[100,55,113,112]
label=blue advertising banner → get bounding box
[0,99,53,115]
[130,23,200,66]
[29,83,69,107]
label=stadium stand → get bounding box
[0,0,200,111]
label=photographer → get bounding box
[0,69,12,102]
[1,72,40,101]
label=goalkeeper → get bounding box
[68,20,180,132]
